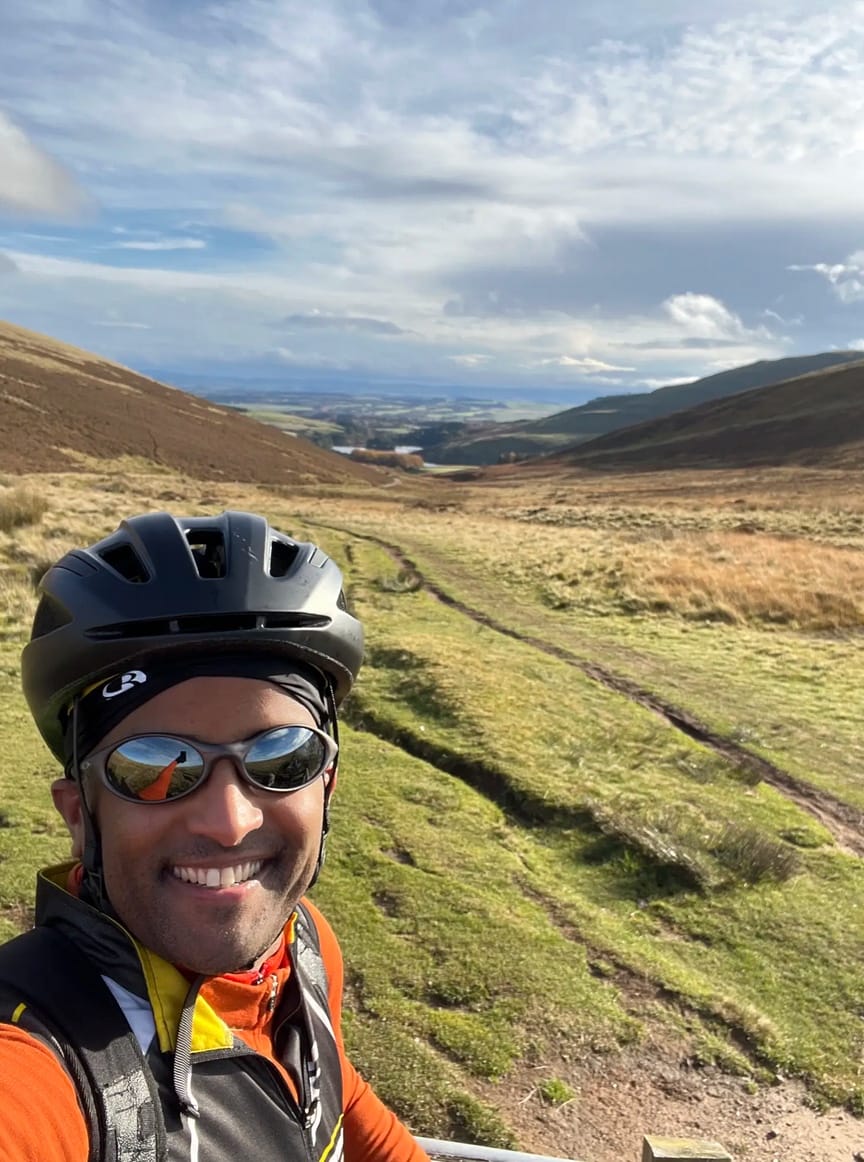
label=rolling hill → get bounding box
[527,356,864,472]
[423,351,864,465]
[0,321,384,487]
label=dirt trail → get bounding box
[331,524,864,857]
[479,1049,864,1162]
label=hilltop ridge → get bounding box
[423,351,864,465]
[0,320,385,487]
[531,355,864,473]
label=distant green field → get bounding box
[242,408,343,435]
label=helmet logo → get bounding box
[102,670,148,699]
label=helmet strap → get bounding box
[70,696,110,914]
[308,683,339,890]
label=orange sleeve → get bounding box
[0,1024,90,1162]
[302,900,430,1162]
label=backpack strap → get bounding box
[293,901,329,997]
[0,926,166,1162]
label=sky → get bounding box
[2,0,864,398]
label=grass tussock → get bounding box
[0,488,48,533]
[550,798,801,894]
[710,823,802,884]
[585,799,714,895]
[0,568,37,630]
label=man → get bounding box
[0,510,429,1162]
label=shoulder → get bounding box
[0,1023,89,1161]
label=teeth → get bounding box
[171,860,263,888]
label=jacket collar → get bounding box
[34,862,256,1054]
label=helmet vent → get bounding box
[269,538,299,578]
[98,543,150,583]
[185,530,226,578]
[31,596,72,639]
[87,612,330,639]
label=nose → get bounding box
[185,760,264,846]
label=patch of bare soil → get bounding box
[476,1038,863,1162]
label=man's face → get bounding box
[53,676,332,974]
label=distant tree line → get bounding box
[349,449,424,472]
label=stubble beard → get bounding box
[109,854,315,976]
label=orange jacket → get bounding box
[0,896,427,1162]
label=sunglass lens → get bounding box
[105,737,205,802]
[244,727,328,790]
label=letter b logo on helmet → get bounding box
[102,671,148,699]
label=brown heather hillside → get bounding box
[506,356,864,475]
[0,321,384,487]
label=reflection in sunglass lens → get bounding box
[105,737,205,802]
[101,727,332,802]
[244,726,328,790]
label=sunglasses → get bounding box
[79,725,338,804]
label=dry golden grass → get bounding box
[484,464,864,512]
[0,487,48,534]
[4,461,864,636]
[298,490,864,631]
[626,532,864,628]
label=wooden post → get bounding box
[642,1137,732,1162]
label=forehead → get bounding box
[100,676,316,746]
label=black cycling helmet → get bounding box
[22,511,363,762]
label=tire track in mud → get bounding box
[328,523,864,858]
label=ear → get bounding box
[52,778,87,859]
[323,765,338,799]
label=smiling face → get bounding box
[52,676,332,975]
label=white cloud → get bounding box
[0,110,91,218]
[92,319,151,329]
[113,238,206,251]
[789,251,864,303]
[274,345,356,371]
[281,311,408,335]
[4,250,224,289]
[0,252,18,274]
[0,244,790,384]
[447,353,491,366]
[662,293,769,342]
[762,308,802,327]
[637,376,699,389]
[536,355,636,372]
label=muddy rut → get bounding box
[326,523,864,858]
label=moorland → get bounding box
[2,322,864,1161]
